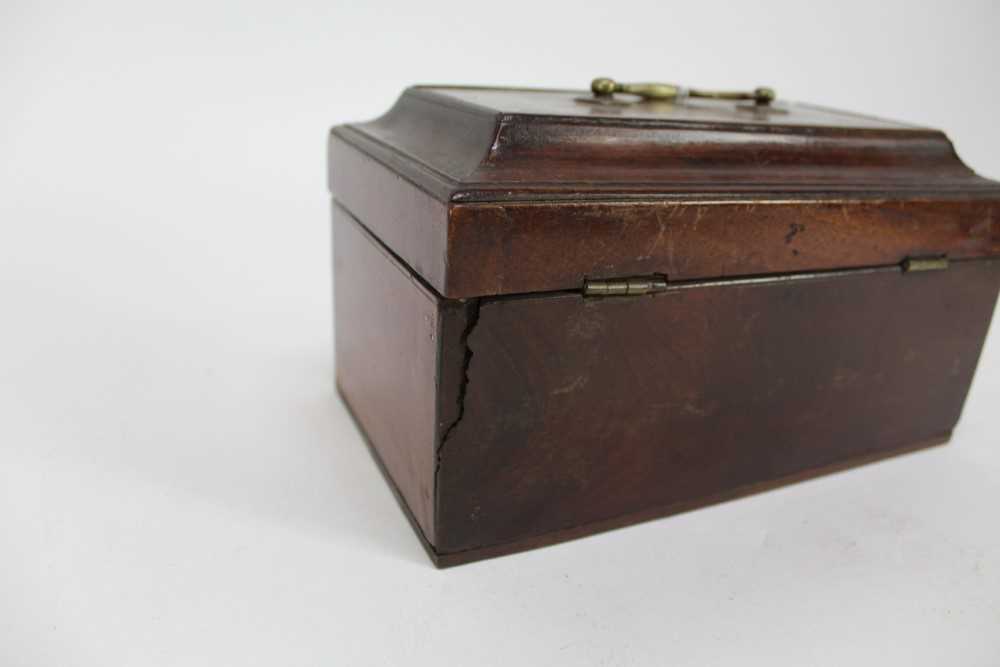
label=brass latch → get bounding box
[583,275,668,297]
[902,256,949,273]
[591,77,776,106]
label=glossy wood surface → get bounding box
[445,198,999,296]
[435,259,1000,555]
[330,85,1000,566]
[330,86,1000,298]
[329,134,449,291]
[333,202,442,542]
[424,86,923,129]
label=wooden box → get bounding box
[328,82,1000,567]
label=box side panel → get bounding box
[333,202,443,544]
[436,259,1000,556]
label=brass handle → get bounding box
[591,77,776,106]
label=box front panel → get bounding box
[436,259,1000,556]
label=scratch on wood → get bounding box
[641,212,668,260]
[692,206,707,228]
[666,227,676,275]
[840,204,852,225]
[552,375,589,396]
[681,402,712,417]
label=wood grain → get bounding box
[435,259,1000,554]
[330,86,1000,298]
[330,85,1000,566]
[333,202,442,543]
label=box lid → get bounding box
[329,83,1000,298]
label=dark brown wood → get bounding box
[342,385,948,567]
[334,87,998,202]
[329,135,449,290]
[435,259,1000,555]
[445,198,998,296]
[334,202,476,547]
[330,85,1000,566]
[432,435,950,568]
[334,202,442,543]
[330,86,1000,298]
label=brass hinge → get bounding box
[583,260,947,296]
[902,256,949,273]
[583,275,668,297]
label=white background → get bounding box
[3,1,999,665]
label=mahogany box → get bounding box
[328,81,1000,567]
